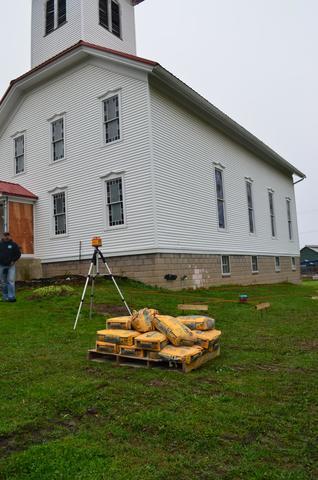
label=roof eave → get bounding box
[150,65,306,180]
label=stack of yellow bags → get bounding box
[96,308,221,365]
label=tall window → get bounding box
[246,181,255,234]
[46,0,66,35]
[221,256,231,275]
[106,178,125,227]
[215,168,226,229]
[14,135,25,175]
[51,117,65,161]
[286,199,293,240]
[99,0,109,29]
[268,191,276,237]
[53,191,67,235]
[291,257,296,271]
[99,0,121,38]
[45,0,55,34]
[103,95,120,144]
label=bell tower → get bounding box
[31,0,145,68]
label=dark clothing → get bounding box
[0,240,21,267]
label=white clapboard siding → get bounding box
[82,0,137,55]
[0,62,155,261]
[31,0,137,68]
[149,86,300,257]
[31,0,82,68]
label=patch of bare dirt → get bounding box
[94,304,128,316]
[0,408,100,458]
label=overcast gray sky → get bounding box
[0,0,317,247]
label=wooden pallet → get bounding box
[88,346,220,373]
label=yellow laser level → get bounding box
[91,236,102,248]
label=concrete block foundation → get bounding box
[41,253,300,290]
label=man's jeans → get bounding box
[0,265,16,301]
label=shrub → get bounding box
[31,285,75,298]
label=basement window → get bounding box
[221,256,231,276]
[99,0,121,38]
[45,0,67,35]
[291,257,296,271]
[106,177,125,227]
[14,134,25,175]
[275,256,281,272]
[251,256,259,273]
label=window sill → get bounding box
[275,270,281,273]
[222,273,231,277]
[14,171,26,178]
[252,271,259,275]
[50,157,67,165]
[44,21,68,37]
[50,234,69,240]
[101,138,123,148]
[104,224,127,232]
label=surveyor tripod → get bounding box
[73,246,131,330]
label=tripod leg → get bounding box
[98,250,132,315]
[89,276,96,320]
[74,262,94,330]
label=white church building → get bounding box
[0,0,305,289]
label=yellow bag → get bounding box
[96,341,119,354]
[176,316,216,331]
[194,329,222,349]
[147,351,161,360]
[153,315,196,347]
[106,316,132,330]
[119,345,144,358]
[131,308,158,333]
[97,329,139,346]
[135,331,168,351]
[159,345,203,364]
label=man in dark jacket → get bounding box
[0,232,21,302]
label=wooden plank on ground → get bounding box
[255,302,271,311]
[178,304,209,312]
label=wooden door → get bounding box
[9,202,34,254]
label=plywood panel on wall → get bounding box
[9,202,34,254]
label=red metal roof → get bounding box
[0,181,38,200]
[0,41,158,108]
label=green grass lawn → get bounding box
[0,279,317,480]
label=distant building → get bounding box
[0,0,305,289]
[301,246,318,265]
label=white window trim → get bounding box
[99,0,123,40]
[251,255,259,274]
[100,171,127,231]
[43,0,67,36]
[246,179,256,236]
[275,256,281,272]
[214,165,228,232]
[221,255,231,276]
[12,130,27,177]
[291,257,297,271]
[268,188,277,239]
[48,113,67,164]
[99,90,123,148]
[286,197,294,242]
[48,186,69,238]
